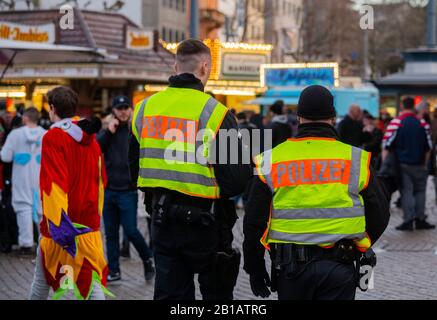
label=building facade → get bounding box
[143,0,189,43]
[265,0,303,62]
[1,0,190,42]
[244,0,265,44]
[0,9,174,114]
[1,0,143,26]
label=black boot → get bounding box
[120,239,131,258]
[396,221,414,231]
[143,259,155,282]
[415,219,436,230]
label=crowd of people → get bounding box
[0,94,435,277]
[0,43,433,301]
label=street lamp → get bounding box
[427,0,436,48]
[190,0,199,39]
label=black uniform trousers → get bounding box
[276,259,357,300]
[151,207,233,300]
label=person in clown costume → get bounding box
[29,86,112,300]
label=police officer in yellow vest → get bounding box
[243,85,390,300]
[130,39,252,300]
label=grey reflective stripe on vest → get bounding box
[273,206,364,220]
[261,149,274,193]
[135,99,148,137]
[268,230,367,245]
[349,147,363,207]
[196,97,220,164]
[199,97,219,131]
[139,168,217,187]
[140,148,197,164]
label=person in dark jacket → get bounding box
[243,85,390,300]
[98,96,154,283]
[129,39,252,300]
[363,114,383,169]
[338,105,371,148]
[383,97,435,231]
[266,100,293,148]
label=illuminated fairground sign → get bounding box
[0,21,56,44]
[221,53,268,79]
[261,63,340,88]
[162,40,273,81]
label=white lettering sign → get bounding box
[222,53,268,78]
[2,64,99,79]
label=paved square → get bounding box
[2,181,437,300]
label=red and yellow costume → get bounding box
[39,119,111,300]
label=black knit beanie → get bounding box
[270,100,284,115]
[297,85,336,121]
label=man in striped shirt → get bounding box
[383,97,435,231]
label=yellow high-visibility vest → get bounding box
[255,137,372,252]
[132,87,228,199]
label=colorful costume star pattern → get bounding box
[39,119,111,300]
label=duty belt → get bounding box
[275,241,357,265]
[151,189,215,227]
[152,188,214,212]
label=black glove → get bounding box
[249,268,271,299]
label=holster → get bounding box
[270,245,280,293]
[170,205,216,227]
[356,248,377,292]
[151,192,172,227]
[210,248,241,299]
[151,191,215,228]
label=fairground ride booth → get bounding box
[248,63,380,118]
[160,40,273,113]
[0,9,174,116]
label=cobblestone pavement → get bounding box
[2,180,437,300]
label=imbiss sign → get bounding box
[0,21,56,44]
[126,26,154,51]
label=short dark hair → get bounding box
[23,107,40,124]
[403,97,415,110]
[176,39,211,73]
[47,86,78,119]
[270,100,284,115]
[177,39,211,57]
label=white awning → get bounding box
[0,39,102,52]
[0,40,115,64]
